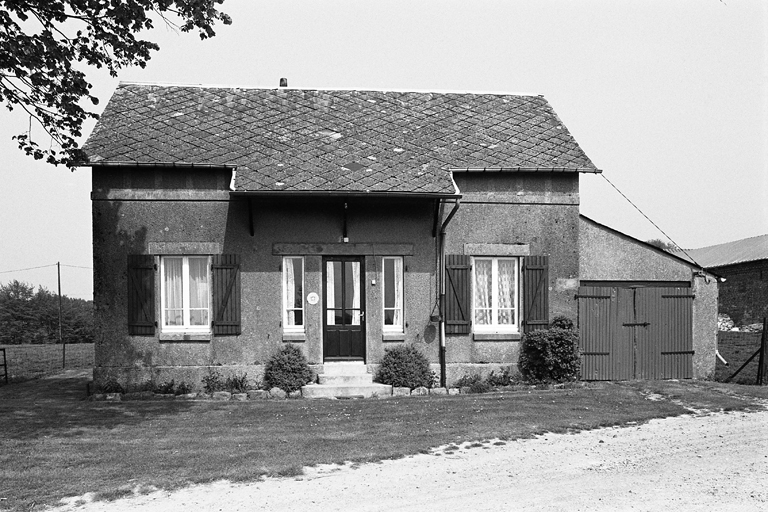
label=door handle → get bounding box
[360,311,365,319]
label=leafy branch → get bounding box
[0,0,231,168]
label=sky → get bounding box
[0,0,766,300]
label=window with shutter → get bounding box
[444,254,471,334]
[212,254,241,336]
[160,255,211,332]
[127,255,156,336]
[522,255,549,333]
[472,257,520,333]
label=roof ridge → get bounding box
[117,80,544,97]
[681,232,768,252]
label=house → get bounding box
[81,82,717,394]
[674,235,768,328]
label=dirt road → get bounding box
[56,408,768,511]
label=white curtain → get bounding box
[326,261,336,325]
[188,257,209,326]
[351,261,361,325]
[164,258,183,326]
[393,257,403,327]
[286,258,296,326]
[497,259,515,325]
[474,259,492,324]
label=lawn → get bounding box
[1,377,766,512]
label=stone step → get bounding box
[321,362,369,376]
[318,374,374,386]
[301,382,393,399]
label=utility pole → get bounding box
[58,262,64,368]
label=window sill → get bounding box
[382,332,405,342]
[283,332,306,342]
[472,332,521,342]
[159,332,212,342]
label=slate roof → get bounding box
[82,83,600,195]
[672,234,768,268]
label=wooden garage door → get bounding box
[578,285,693,380]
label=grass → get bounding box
[0,377,766,511]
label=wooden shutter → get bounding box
[127,255,156,336]
[444,254,471,334]
[212,254,241,336]
[522,255,549,333]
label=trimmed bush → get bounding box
[263,345,313,393]
[374,345,434,389]
[518,324,580,383]
[550,315,575,330]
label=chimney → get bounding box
[279,78,288,87]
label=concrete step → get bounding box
[301,382,393,399]
[321,362,369,375]
[318,374,374,385]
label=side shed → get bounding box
[579,216,718,380]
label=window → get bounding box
[283,257,304,331]
[382,257,404,331]
[160,256,211,332]
[472,257,519,333]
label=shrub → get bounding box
[153,380,175,394]
[175,381,192,395]
[263,345,313,393]
[454,373,492,394]
[374,345,434,389]
[225,372,249,393]
[485,366,518,387]
[202,368,226,394]
[101,378,124,394]
[518,326,580,383]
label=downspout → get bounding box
[438,198,461,388]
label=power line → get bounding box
[0,263,92,274]
[0,263,57,274]
[600,173,703,268]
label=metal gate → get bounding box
[578,285,694,380]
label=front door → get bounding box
[323,257,366,361]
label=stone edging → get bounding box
[86,382,589,402]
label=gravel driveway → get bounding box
[56,408,768,511]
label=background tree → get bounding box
[0,0,231,167]
[0,280,94,344]
[646,238,678,252]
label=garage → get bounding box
[578,216,718,380]
[578,282,694,380]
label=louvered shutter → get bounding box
[127,255,156,336]
[522,255,549,333]
[212,254,241,336]
[444,254,471,334]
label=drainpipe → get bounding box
[438,198,461,388]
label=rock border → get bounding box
[86,381,590,402]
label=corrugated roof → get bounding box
[82,83,599,195]
[671,234,768,268]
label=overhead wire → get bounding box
[599,173,704,268]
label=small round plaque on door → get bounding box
[306,292,319,305]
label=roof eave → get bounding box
[449,167,601,173]
[230,190,462,199]
[83,160,236,169]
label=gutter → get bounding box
[438,198,461,388]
